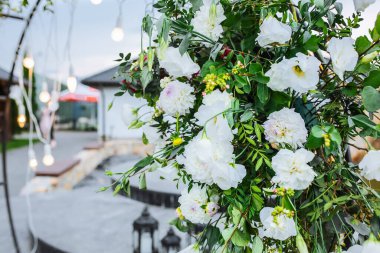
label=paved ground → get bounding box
[0,131,98,253]
[0,131,188,253]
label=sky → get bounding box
[0,0,379,82]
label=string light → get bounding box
[111,1,125,42]
[23,54,35,70]
[39,81,51,103]
[17,105,26,128]
[42,144,55,166]
[90,0,102,5]
[28,149,38,170]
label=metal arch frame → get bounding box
[1,1,42,252]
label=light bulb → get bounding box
[43,144,55,166]
[90,0,102,5]
[111,27,124,42]
[39,90,51,103]
[28,150,38,170]
[23,56,35,69]
[17,114,26,128]
[67,75,78,93]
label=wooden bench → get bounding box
[35,159,80,177]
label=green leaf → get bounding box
[107,101,114,111]
[311,126,325,138]
[179,33,192,55]
[221,227,234,241]
[362,86,380,112]
[190,0,203,11]
[375,13,380,35]
[252,73,269,84]
[252,237,263,253]
[113,184,121,196]
[249,63,262,74]
[139,172,147,190]
[240,111,253,122]
[306,135,324,149]
[363,70,380,88]
[141,67,153,91]
[328,127,342,145]
[142,133,149,145]
[255,157,263,170]
[303,35,322,52]
[257,83,269,104]
[231,229,250,247]
[355,36,371,54]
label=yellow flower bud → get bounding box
[172,137,184,146]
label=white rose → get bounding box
[191,0,226,46]
[259,207,297,241]
[157,80,195,116]
[271,148,316,190]
[265,53,321,93]
[353,0,376,12]
[327,37,358,80]
[358,150,380,181]
[256,16,292,47]
[263,108,308,148]
[159,47,200,78]
[362,239,380,251]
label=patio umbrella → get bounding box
[59,83,100,103]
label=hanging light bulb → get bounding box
[90,0,102,5]
[39,81,51,103]
[111,16,124,42]
[28,149,38,170]
[42,144,55,166]
[67,65,77,93]
[23,53,35,69]
[17,105,26,128]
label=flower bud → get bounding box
[296,233,309,253]
[172,137,184,146]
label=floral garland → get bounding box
[107,0,380,252]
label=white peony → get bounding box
[178,186,211,224]
[265,53,321,93]
[212,163,246,190]
[256,16,292,47]
[353,0,376,12]
[343,245,363,253]
[178,132,246,190]
[159,47,200,78]
[157,80,195,116]
[195,89,232,126]
[259,207,297,241]
[327,37,358,80]
[271,148,316,190]
[358,150,380,181]
[191,0,226,45]
[263,108,308,148]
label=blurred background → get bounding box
[0,0,379,252]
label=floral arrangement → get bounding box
[107,0,380,252]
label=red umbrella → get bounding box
[59,84,100,103]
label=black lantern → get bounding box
[133,207,159,253]
[161,227,181,253]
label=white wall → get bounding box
[98,87,144,139]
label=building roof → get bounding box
[0,67,18,83]
[81,66,121,88]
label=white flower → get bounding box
[178,186,211,224]
[327,37,358,80]
[271,149,316,190]
[362,239,380,251]
[191,0,226,46]
[205,201,220,216]
[265,53,321,93]
[256,16,292,47]
[353,0,376,12]
[157,80,195,116]
[159,47,200,78]
[157,161,178,180]
[160,76,172,88]
[343,245,363,253]
[178,244,200,253]
[195,90,232,126]
[122,103,138,127]
[212,163,246,190]
[358,150,380,181]
[259,207,297,240]
[263,108,308,148]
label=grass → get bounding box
[0,139,39,152]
